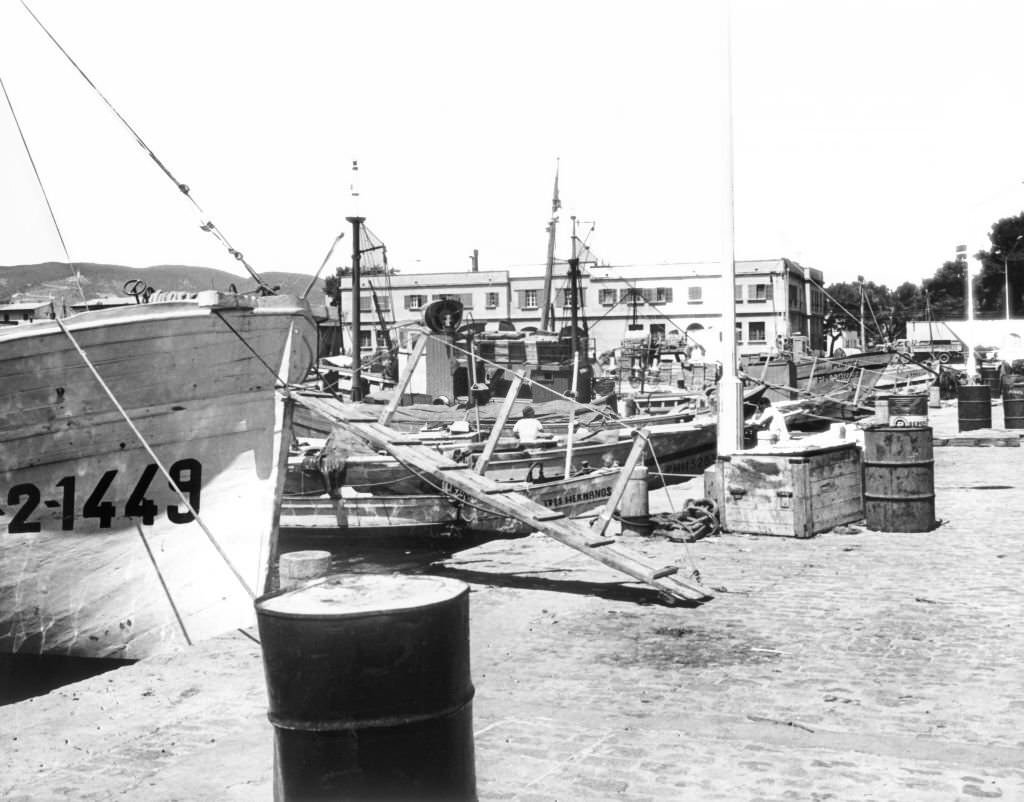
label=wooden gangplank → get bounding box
[295,392,711,604]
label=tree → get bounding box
[921,261,965,320]
[974,213,1024,318]
[822,280,916,352]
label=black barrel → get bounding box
[863,425,936,532]
[980,364,1002,395]
[256,574,476,801]
[1004,385,1024,430]
[957,384,992,432]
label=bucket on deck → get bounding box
[862,425,936,533]
[887,393,928,427]
[1004,385,1024,430]
[957,385,992,432]
[256,574,476,802]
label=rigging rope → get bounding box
[0,72,87,305]
[21,1,275,295]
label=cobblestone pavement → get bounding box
[2,403,1023,800]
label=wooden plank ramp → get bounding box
[294,392,711,604]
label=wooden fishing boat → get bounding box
[280,466,623,538]
[316,414,718,493]
[0,291,318,659]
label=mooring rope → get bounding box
[0,72,87,306]
[134,522,193,646]
[20,1,275,295]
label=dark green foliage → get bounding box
[974,213,1024,318]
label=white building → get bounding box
[330,258,827,359]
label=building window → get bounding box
[433,293,473,310]
[555,288,587,308]
[735,322,743,343]
[735,284,743,302]
[358,330,372,349]
[358,295,391,313]
[749,284,773,302]
[405,294,427,310]
[518,289,539,309]
[653,287,673,304]
[748,321,766,342]
[687,286,702,303]
[599,289,617,306]
[485,292,499,309]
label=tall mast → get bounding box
[347,215,365,402]
[540,159,561,331]
[568,216,592,403]
[347,160,365,402]
[716,0,743,454]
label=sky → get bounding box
[3,0,1024,290]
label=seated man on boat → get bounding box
[512,406,548,445]
[750,398,789,444]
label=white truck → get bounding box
[903,321,966,363]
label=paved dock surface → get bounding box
[3,401,1023,800]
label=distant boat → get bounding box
[0,291,318,659]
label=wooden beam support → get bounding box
[474,367,531,475]
[378,333,429,425]
[589,428,651,538]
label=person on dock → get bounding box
[512,406,545,445]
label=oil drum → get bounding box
[256,574,476,801]
[1004,385,1024,430]
[862,425,936,532]
[887,393,928,427]
[980,364,1002,395]
[957,384,992,432]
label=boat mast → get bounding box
[347,214,365,401]
[568,217,592,403]
[717,0,744,454]
[540,159,561,331]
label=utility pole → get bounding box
[858,275,866,349]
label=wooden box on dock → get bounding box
[704,441,863,538]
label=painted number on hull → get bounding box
[3,459,202,534]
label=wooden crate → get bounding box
[704,442,863,538]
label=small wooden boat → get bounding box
[281,466,624,538]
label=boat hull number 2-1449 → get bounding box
[2,459,202,534]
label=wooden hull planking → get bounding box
[0,293,317,659]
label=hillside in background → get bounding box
[0,262,326,307]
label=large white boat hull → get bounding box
[0,292,317,659]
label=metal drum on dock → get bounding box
[980,364,1002,396]
[887,393,928,427]
[862,425,936,533]
[957,385,992,432]
[1004,384,1024,430]
[255,574,476,801]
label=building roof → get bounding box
[0,300,52,312]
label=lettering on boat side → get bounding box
[542,487,613,507]
[2,458,202,534]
